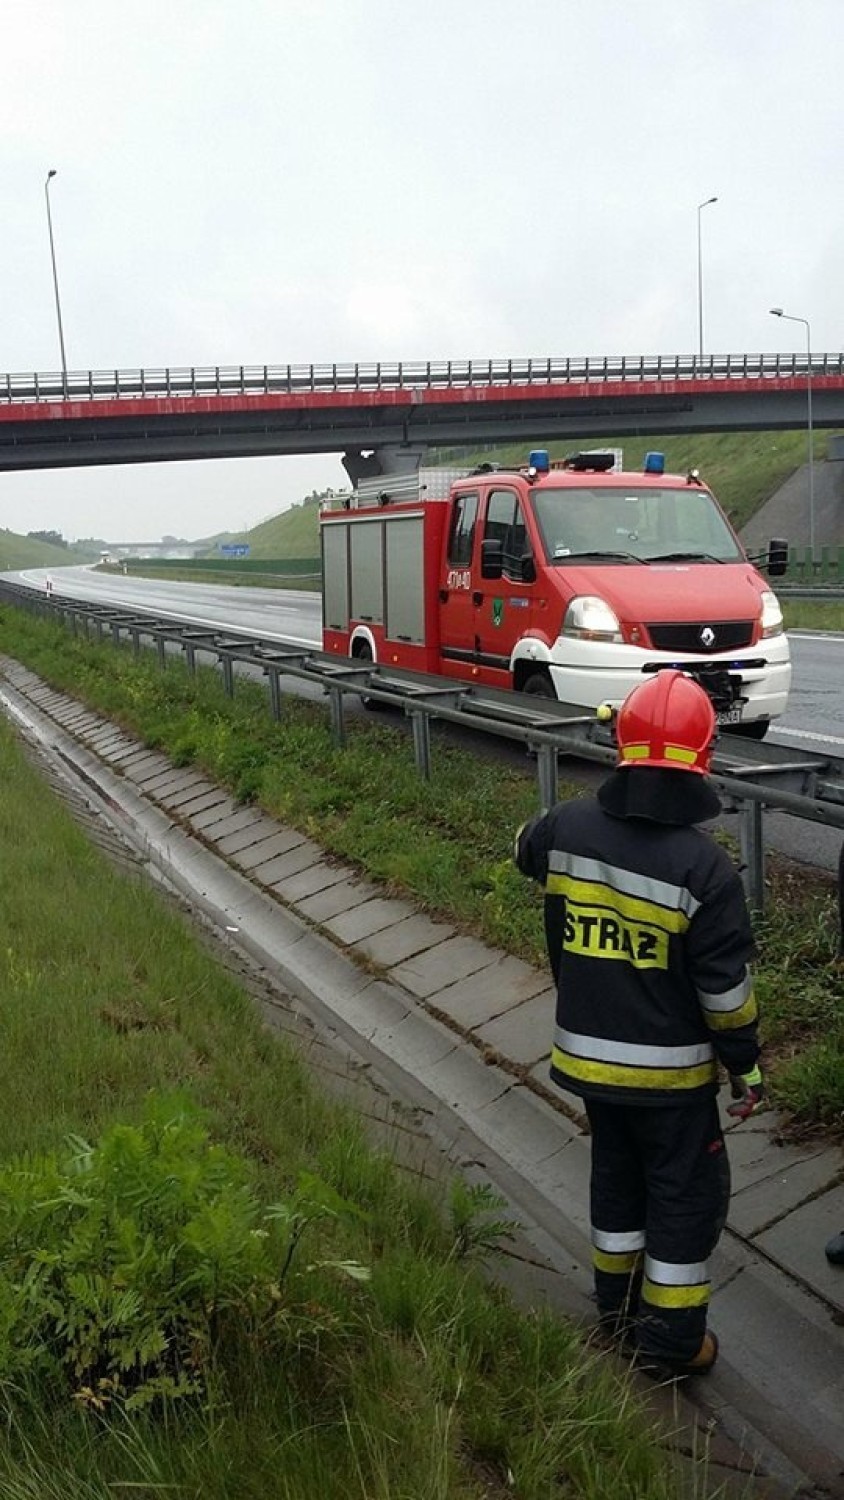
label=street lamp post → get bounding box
[769,307,814,556]
[696,196,718,364]
[44,168,67,381]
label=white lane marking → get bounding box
[769,725,844,749]
[787,630,844,643]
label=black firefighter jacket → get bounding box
[515,792,760,1107]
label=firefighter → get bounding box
[515,669,762,1378]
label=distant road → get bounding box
[6,565,843,875]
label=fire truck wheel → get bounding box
[352,640,378,710]
[521,670,556,700]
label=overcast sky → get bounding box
[2,0,842,543]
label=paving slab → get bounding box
[86,726,126,749]
[269,860,351,904]
[253,840,325,885]
[472,988,556,1067]
[191,797,239,831]
[754,1185,844,1311]
[390,935,507,998]
[216,815,284,856]
[175,788,232,818]
[324,896,416,945]
[141,767,209,797]
[162,778,219,811]
[728,1144,842,1237]
[296,877,381,923]
[128,755,180,785]
[234,827,309,870]
[201,807,265,842]
[117,751,168,778]
[421,954,550,1029]
[152,776,213,807]
[105,741,150,765]
[358,912,456,968]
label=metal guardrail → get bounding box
[1,579,842,923]
[1,353,843,405]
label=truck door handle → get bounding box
[438,589,449,603]
[472,591,484,606]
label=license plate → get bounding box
[716,706,743,726]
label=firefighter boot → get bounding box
[637,1330,719,1381]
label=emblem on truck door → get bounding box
[699,626,716,648]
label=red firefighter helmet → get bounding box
[615,670,716,775]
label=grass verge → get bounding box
[1,602,842,1139]
[0,689,734,1497]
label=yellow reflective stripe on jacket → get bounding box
[546,874,692,937]
[546,851,701,922]
[552,1046,717,1092]
[642,1277,710,1309]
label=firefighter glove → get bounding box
[726,1065,764,1121]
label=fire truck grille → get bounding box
[646,620,754,653]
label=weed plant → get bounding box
[0,706,730,1497]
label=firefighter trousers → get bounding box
[584,1096,731,1364]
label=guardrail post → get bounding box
[184,643,196,675]
[157,635,167,671]
[267,667,282,722]
[131,628,141,659]
[328,686,346,747]
[534,743,558,811]
[94,619,104,644]
[111,623,121,647]
[68,610,78,637]
[220,654,234,697]
[738,798,765,910]
[409,710,431,779]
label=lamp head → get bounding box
[770,307,784,317]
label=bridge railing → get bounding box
[2,353,844,405]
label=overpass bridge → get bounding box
[1,353,843,482]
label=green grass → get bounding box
[0,703,733,1498]
[0,602,841,1140]
[0,531,97,569]
[780,598,844,631]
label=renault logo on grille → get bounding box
[699,625,716,648]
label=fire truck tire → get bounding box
[521,670,556,699]
[352,640,378,710]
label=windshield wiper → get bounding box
[648,551,726,564]
[554,550,648,564]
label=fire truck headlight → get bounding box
[759,589,784,639]
[562,595,623,643]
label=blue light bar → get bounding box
[529,448,550,473]
[644,451,665,474]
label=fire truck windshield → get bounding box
[532,485,744,565]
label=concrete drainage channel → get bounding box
[1,656,843,1500]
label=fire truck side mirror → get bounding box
[519,553,536,584]
[766,538,788,577]
[481,539,503,579]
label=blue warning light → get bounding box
[643,451,665,474]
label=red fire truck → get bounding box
[320,449,791,736]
